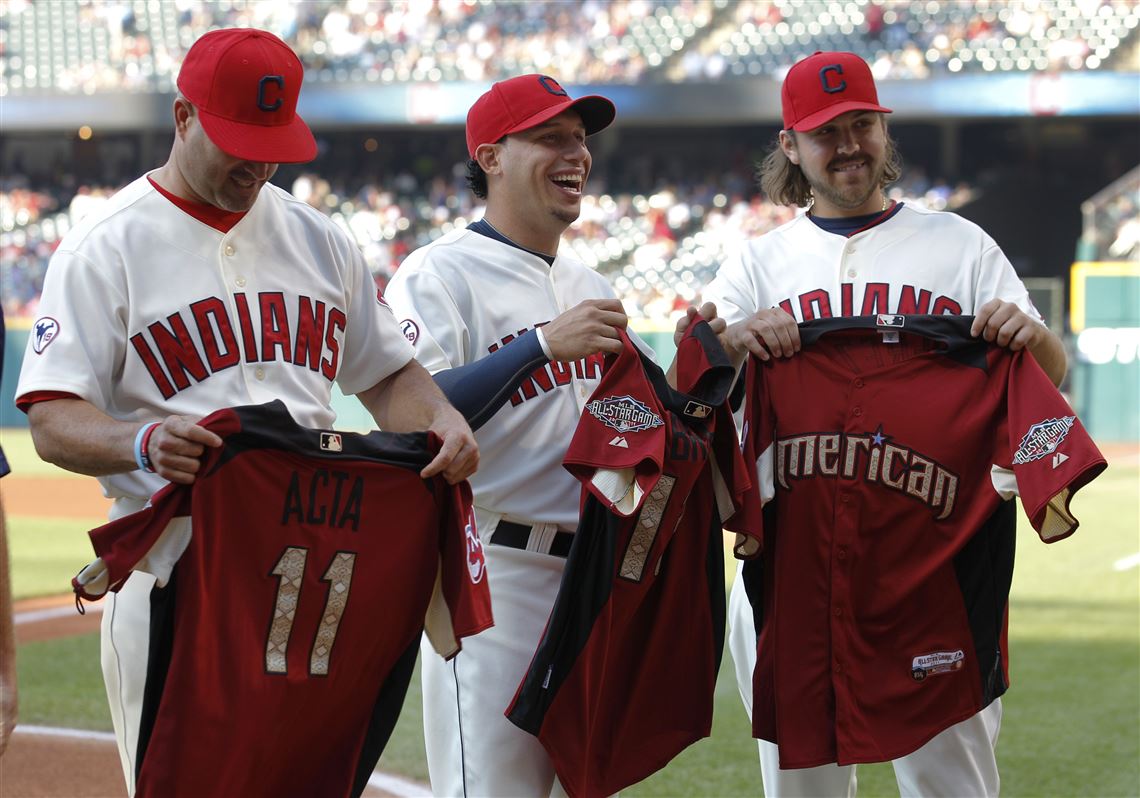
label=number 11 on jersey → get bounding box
[265,547,358,676]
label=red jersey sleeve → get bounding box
[425,477,493,659]
[563,330,666,517]
[1002,350,1107,542]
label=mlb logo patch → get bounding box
[1013,416,1075,464]
[876,314,905,328]
[683,401,712,419]
[32,317,60,353]
[319,432,343,452]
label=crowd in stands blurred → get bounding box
[2,0,1137,95]
[0,160,986,325]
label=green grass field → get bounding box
[5,429,1138,796]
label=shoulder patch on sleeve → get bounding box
[1013,416,1075,464]
[400,319,419,345]
[32,317,60,354]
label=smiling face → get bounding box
[781,110,888,217]
[171,98,279,212]
[479,108,591,254]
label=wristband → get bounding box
[134,422,160,473]
[534,326,554,360]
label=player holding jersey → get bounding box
[699,51,1068,797]
[386,74,716,796]
[15,29,475,794]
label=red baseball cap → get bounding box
[465,74,616,158]
[781,51,892,132]
[177,28,317,164]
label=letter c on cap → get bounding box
[258,75,285,111]
[819,64,847,94]
[538,76,568,97]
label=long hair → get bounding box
[465,159,488,199]
[758,118,903,208]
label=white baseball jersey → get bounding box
[703,203,1042,326]
[17,173,414,508]
[385,227,636,528]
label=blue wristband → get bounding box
[134,422,159,472]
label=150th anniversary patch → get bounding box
[586,395,664,434]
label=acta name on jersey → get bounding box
[130,292,347,399]
[281,468,364,531]
[776,431,959,520]
[777,283,964,322]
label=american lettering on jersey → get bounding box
[775,427,959,520]
[487,327,605,407]
[128,292,346,399]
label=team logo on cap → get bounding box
[31,317,60,354]
[911,650,965,681]
[587,395,664,434]
[538,75,567,97]
[465,509,485,584]
[1013,416,1075,464]
[257,75,285,111]
[319,432,343,452]
[819,64,847,93]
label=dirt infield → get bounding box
[2,477,112,519]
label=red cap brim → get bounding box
[197,108,318,164]
[791,100,892,132]
[503,95,616,140]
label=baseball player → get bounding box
[15,28,476,794]
[733,314,1104,786]
[385,74,716,797]
[72,401,492,798]
[698,51,1069,797]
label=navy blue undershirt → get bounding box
[809,201,903,237]
[429,220,556,429]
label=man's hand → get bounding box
[673,302,725,346]
[421,405,479,484]
[540,299,628,360]
[970,299,1047,351]
[723,308,800,362]
[146,416,223,485]
[971,298,1068,386]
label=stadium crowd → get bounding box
[2,0,1136,95]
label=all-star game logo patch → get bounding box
[586,395,664,434]
[1013,416,1075,464]
[911,649,965,681]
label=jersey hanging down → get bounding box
[72,401,493,798]
[735,315,1106,769]
[507,322,758,798]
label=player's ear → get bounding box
[474,141,503,176]
[778,130,800,165]
[172,97,195,137]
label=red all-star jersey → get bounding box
[507,322,757,798]
[736,315,1106,769]
[73,401,492,798]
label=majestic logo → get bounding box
[586,395,664,434]
[1052,452,1069,469]
[609,436,629,448]
[400,319,419,345]
[684,401,712,419]
[876,314,905,327]
[257,75,284,111]
[319,432,343,452]
[911,650,965,681]
[1013,416,1075,464]
[465,510,485,584]
[32,317,60,353]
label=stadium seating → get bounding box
[3,0,1137,95]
